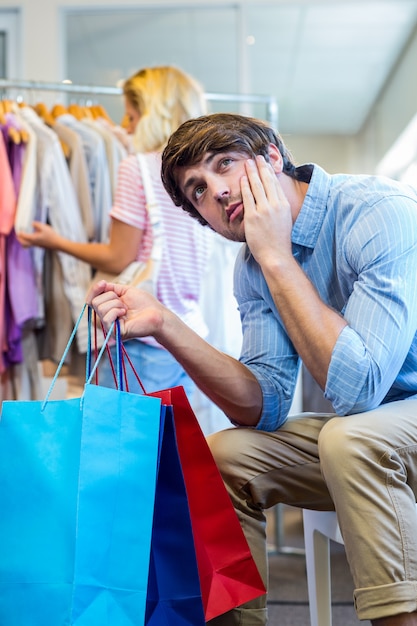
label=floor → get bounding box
[266,506,371,626]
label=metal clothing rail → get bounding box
[0,78,278,128]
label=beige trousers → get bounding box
[206,400,417,625]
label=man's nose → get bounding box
[215,189,230,203]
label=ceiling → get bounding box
[246,0,417,135]
[65,0,417,137]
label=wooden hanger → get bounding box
[81,105,94,120]
[90,103,113,124]
[15,100,31,141]
[2,100,13,114]
[0,100,25,144]
[34,102,70,158]
[19,127,29,143]
[33,102,56,127]
[0,101,6,125]
[68,103,84,120]
[51,103,68,118]
[8,126,22,145]
[0,99,29,143]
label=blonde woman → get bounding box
[18,66,210,394]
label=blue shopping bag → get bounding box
[150,386,266,622]
[0,305,162,625]
[145,404,205,626]
[107,331,262,624]
[90,316,205,625]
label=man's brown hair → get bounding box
[161,113,299,225]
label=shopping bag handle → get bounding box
[42,303,115,410]
[91,313,147,395]
[87,307,124,390]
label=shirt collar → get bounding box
[291,164,331,249]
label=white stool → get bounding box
[303,505,417,626]
[302,510,343,626]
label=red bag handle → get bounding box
[89,309,147,394]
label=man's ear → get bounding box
[267,143,283,173]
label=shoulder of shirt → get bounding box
[117,153,142,179]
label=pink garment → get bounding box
[0,133,17,373]
[0,131,16,235]
[4,113,25,196]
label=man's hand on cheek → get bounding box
[241,156,293,266]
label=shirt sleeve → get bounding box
[234,245,300,431]
[110,154,147,230]
[325,194,417,414]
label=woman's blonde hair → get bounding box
[123,65,207,153]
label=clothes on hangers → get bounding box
[53,113,112,242]
[0,80,276,431]
[82,115,127,208]
[53,120,94,240]
[0,113,40,402]
[17,105,91,355]
[0,96,130,401]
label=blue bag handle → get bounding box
[89,309,147,395]
[42,303,116,410]
[86,306,125,391]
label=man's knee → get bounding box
[318,416,362,474]
[207,428,241,474]
[207,427,262,491]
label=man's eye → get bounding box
[194,185,205,200]
[220,157,233,168]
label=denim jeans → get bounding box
[96,338,195,398]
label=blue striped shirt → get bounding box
[235,164,417,431]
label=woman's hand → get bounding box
[17,222,62,250]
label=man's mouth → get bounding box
[226,202,243,223]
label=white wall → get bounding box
[1,0,416,172]
[2,0,246,82]
[282,133,354,174]
[286,16,417,176]
[356,22,417,171]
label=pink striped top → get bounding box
[110,151,210,347]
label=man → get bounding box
[88,113,417,625]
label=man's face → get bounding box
[177,151,249,242]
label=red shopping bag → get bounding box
[97,325,266,622]
[149,386,266,621]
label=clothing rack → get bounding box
[0,78,279,129]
